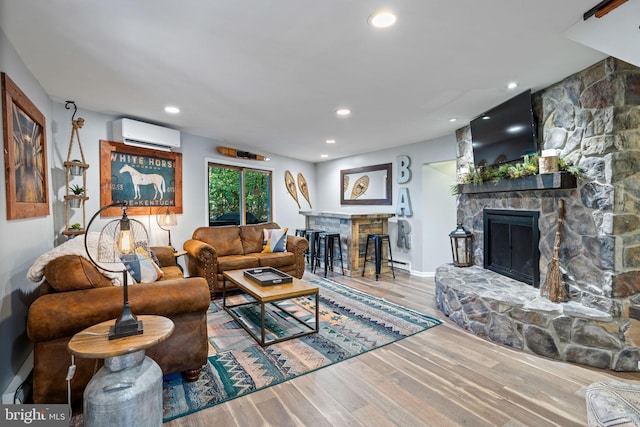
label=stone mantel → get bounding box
[457,172,577,194]
[300,211,395,277]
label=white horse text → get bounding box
[111,153,174,169]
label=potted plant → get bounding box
[69,223,82,231]
[69,184,85,208]
[69,159,84,176]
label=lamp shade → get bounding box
[96,213,149,263]
[156,207,177,250]
[156,208,177,228]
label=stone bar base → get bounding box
[435,264,640,371]
[300,211,395,277]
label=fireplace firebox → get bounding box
[483,209,540,287]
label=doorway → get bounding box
[422,160,457,273]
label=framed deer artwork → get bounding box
[99,140,182,216]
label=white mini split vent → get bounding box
[112,118,180,151]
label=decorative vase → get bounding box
[83,350,163,427]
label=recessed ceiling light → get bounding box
[326,139,336,144]
[449,118,457,122]
[321,154,329,158]
[164,106,180,114]
[336,108,351,116]
[368,11,397,28]
[507,82,518,90]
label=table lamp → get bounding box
[84,201,149,339]
[156,207,177,252]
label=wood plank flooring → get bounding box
[166,269,639,426]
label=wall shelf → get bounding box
[457,172,577,195]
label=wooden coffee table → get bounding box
[222,269,319,346]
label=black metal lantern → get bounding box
[449,223,473,267]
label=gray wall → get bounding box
[314,134,457,274]
[0,29,54,394]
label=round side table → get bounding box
[68,315,174,427]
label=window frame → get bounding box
[205,158,273,227]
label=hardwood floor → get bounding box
[166,269,639,427]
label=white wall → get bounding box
[314,134,457,275]
[0,29,54,394]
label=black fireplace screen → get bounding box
[483,209,540,287]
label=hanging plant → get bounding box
[69,159,83,176]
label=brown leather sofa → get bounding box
[184,222,309,297]
[27,246,210,404]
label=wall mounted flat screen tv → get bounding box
[470,90,537,166]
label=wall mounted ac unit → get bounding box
[112,118,181,151]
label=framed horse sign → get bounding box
[99,140,183,216]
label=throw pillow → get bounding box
[44,255,113,292]
[120,247,164,283]
[262,228,288,253]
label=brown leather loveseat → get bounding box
[184,222,309,297]
[27,246,210,404]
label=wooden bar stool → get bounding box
[362,234,395,280]
[313,232,344,277]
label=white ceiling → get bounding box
[0,1,631,163]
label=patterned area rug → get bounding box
[162,277,441,422]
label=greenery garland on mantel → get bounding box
[452,154,582,195]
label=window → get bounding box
[208,163,272,226]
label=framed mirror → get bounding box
[340,163,392,205]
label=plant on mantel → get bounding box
[461,154,582,186]
[451,154,582,195]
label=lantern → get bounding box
[449,223,473,267]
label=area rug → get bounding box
[162,277,441,422]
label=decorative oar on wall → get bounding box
[285,170,300,208]
[297,173,311,208]
[217,146,269,161]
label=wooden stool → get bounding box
[313,232,344,277]
[362,234,395,280]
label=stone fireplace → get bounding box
[435,57,640,371]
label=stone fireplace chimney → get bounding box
[435,57,640,371]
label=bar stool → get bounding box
[362,234,395,280]
[313,232,344,277]
[296,229,323,269]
